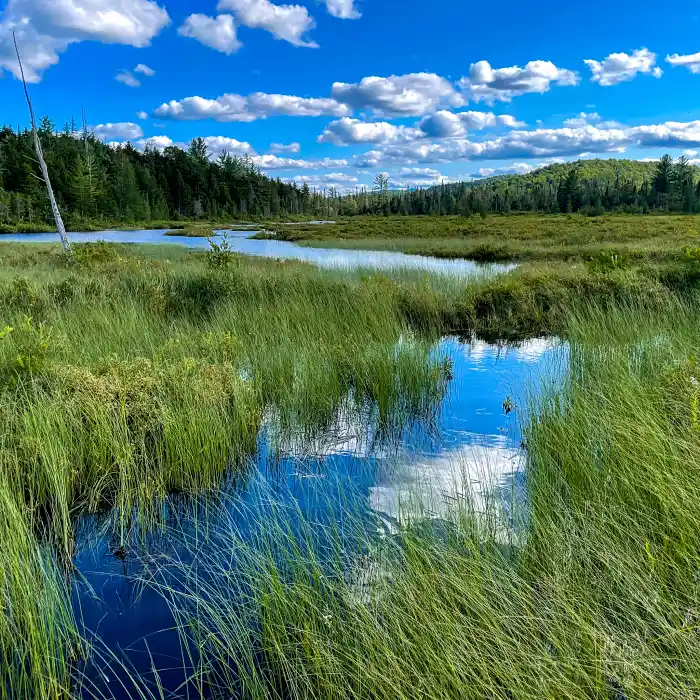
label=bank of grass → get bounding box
[0,243,462,545]
[134,299,700,699]
[2,240,700,696]
[0,213,320,235]
[256,213,700,264]
[0,221,189,234]
[0,241,462,697]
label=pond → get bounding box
[2,229,512,277]
[71,335,564,698]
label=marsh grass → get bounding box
[2,240,700,697]
[257,214,700,264]
[0,241,459,698]
[105,298,700,700]
[0,480,79,700]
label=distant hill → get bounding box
[473,159,661,188]
[419,156,700,215]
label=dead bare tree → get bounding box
[13,31,73,258]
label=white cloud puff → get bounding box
[154,92,350,121]
[331,73,463,116]
[134,62,155,75]
[200,136,255,159]
[666,51,700,74]
[0,0,169,82]
[324,0,360,19]
[284,172,359,192]
[179,14,240,54]
[318,111,522,146]
[93,122,144,141]
[390,166,447,188]
[563,111,600,127]
[473,163,537,178]
[217,0,317,48]
[115,70,140,87]
[419,110,524,137]
[460,60,579,104]
[269,142,301,153]
[252,155,349,170]
[585,48,662,86]
[352,120,700,168]
[134,135,178,151]
[317,117,422,145]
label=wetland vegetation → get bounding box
[3,206,700,698]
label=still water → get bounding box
[3,229,512,276]
[71,335,563,698]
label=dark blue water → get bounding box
[2,229,512,277]
[70,336,563,697]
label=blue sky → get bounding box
[3,0,700,190]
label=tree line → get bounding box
[368,156,700,217]
[0,118,327,228]
[1,118,700,228]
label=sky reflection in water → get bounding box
[70,335,563,697]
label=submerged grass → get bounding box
[0,243,459,546]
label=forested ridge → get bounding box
[435,157,700,216]
[2,118,700,229]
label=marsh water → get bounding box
[3,229,512,276]
[70,335,563,698]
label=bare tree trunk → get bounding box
[13,32,73,258]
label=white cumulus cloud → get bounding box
[585,48,662,86]
[419,110,524,137]
[563,111,601,127]
[331,73,463,116]
[351,120,700,169]
[178,14,241,54]
[93,122,144,141]
[283,172,359,192]
[325,0,360,19]
[115,62,155,87]
[134,62,155,75]
[200,135,255,159]
[460,60,579,104]
[473,163,536,178]
[134,135,178,151]
[317,117,421,145]
[269,142,301,153]
[666,51,700,74]
[217,0,317,48]
[154,92,350,121]
[252,155,349,170]
[0,0,169,82]
[318,111,523,145]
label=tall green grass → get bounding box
[123,299,700,700]
[0,242,455,698]
[2,242,700,697]
[0,480,78,700]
